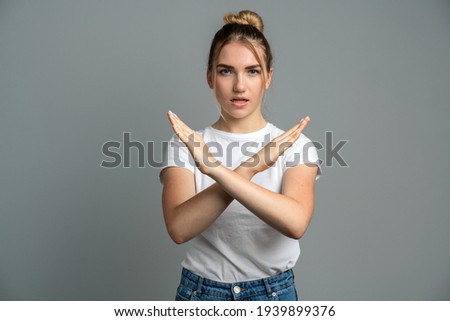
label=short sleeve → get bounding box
[283,134,322,180]
[159,134,195,183]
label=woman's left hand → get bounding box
[167,111,220,175]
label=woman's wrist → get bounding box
[206,163,228,181]
[234,163,257,180]
[206,162,256,182]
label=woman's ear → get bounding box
[207,70,214,89]
[265,68,273,89]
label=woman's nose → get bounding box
[233,74,245,92]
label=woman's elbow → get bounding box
[163,209,187,244]
[289,211,314,240]
[171,236,187,245]
[167,227,188,245]
[288,226,307,240]
[166,223,192,245]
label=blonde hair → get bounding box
[223,10,264,33]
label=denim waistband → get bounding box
[180,268,295,299]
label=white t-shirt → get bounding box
[160,122,321,282]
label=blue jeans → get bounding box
[175,268,298,301]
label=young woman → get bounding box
[160,10,321,301]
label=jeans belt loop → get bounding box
[263,277,273,297]
[196,275,204,295]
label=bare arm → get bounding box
[207,163,318,239]
[161,165,254,244]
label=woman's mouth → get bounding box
[230,98,249,107]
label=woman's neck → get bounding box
[211,115,267,134]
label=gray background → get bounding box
[1,0,449,300]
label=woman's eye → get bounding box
[248,69,261,75]
[219,69,231,75]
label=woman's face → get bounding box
[208,41,272,121]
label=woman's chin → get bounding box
[223,107,256,120]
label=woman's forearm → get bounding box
[209,165,310,239]
[167,166,254,244]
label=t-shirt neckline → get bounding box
[207,122,272,140]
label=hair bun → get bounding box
[223,10,264,33]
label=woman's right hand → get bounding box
[167,110,220,175]
[242,116,310,174]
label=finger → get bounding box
[285,118,304,135]
[173,124,189,142]
[170,111,194,135]
[169,111,186,127]
[282,117,310,144]
[168,111,189,137]
[282,118,306,140]
[168,112,182,137]
[274,118,304,142]
[291,116,310,140]
[287,118,303,132]
[168,110,182,127]
[168,111,180,129]
[167,110,176,125]
[283,116,309,137]
[168,111,187,135]
[169,112,188,137]
[171,113,200,145]
[298,116,310,131]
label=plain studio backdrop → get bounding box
[1,0,449,300]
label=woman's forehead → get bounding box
[216,42,262,67]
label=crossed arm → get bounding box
[161,111,318,244]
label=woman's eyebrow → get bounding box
[217,64,234,69]
[245,64,261,69]
[217,64,261,69]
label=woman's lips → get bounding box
[230,98,249,107]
